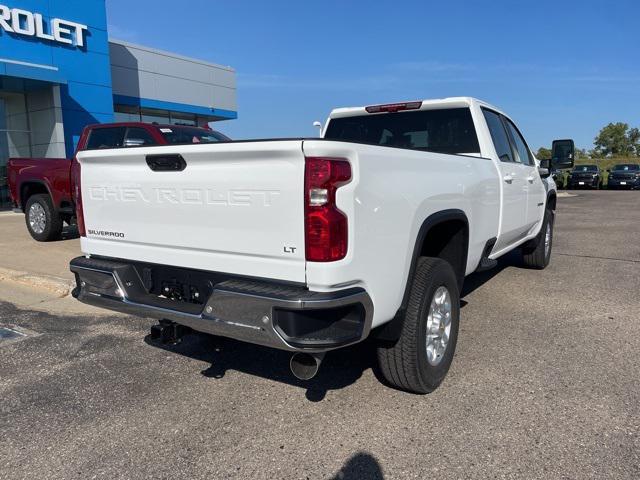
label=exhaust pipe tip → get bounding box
[290,352,324,380]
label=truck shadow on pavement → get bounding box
[145,332,378,402]
[461,249,522,299]
[144,250,523,402]
[55,225,80,241]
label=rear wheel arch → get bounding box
[20,181,52,212]
[415,212,469,290]
[372,209,469,342]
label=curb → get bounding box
[0,267,74,297]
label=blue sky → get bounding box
[106,0,640,150]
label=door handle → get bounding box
[503,174,515,183]
[526,175,535,183]
[146,154,187,172]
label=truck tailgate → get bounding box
[77,141,306,283]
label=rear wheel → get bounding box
[25,194,63,242]
[376,257,460,394]
[522,208,553,269]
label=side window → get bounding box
[124,127,157,147]
[86,127,126,150]
[482,109,513,162]
[504,120,534,166]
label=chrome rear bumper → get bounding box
[70,256,373,353]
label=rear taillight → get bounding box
[304,157,351,262]
[71,159,86,237]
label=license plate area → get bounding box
[131,263,220,308]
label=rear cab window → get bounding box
[160,127,229,145]
[85,127,126,150]
[124,127,157,147]
[324,107,481,155]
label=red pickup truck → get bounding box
[8,122,230,241]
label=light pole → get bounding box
[313,121,322,137]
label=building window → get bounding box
[114,105,141,122]
[113,105,212,128]
[141,107,170,125]
[170,112,197,126]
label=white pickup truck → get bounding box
[70,97,574,393]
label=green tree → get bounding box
[629,127,640,155]
[536,147,552,159]
[594,122,640,157]
[588,148,603,159]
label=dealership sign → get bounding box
[0,4,88,48]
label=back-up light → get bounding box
[304,157,351,262]
[365,101,422,113]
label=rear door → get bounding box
[502,118,546,232]
[482,108,529,251]
[77,141,307,283]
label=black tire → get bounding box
[24,194,63,242]
[376,257,460,394]
[521,208,553,269]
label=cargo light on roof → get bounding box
[0,4,88,48]
[365,101,422,113]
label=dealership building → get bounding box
[0,0,237,207]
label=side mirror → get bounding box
[538,159,551,178]
[124,138,146,147]
[551,139,575,170]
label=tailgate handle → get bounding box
[146,154,186,172]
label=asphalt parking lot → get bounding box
[1,190,639,480]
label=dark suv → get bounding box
[607,164,640,190]
[566,165,603,189]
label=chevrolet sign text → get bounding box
[0,4,88,48]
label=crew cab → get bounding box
[69,97,574,393]
[606,163,640,189]
[8,123,230,241]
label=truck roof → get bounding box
[328,97,505,119]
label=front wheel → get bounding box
[521,208,554,269]
[376,257,460,394]
[25,194,63,242]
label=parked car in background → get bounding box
[69,97,574,393]
[566,164,603,189]
[8,123,230,241]
[551,168,565,189]
[607,163,640,190]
